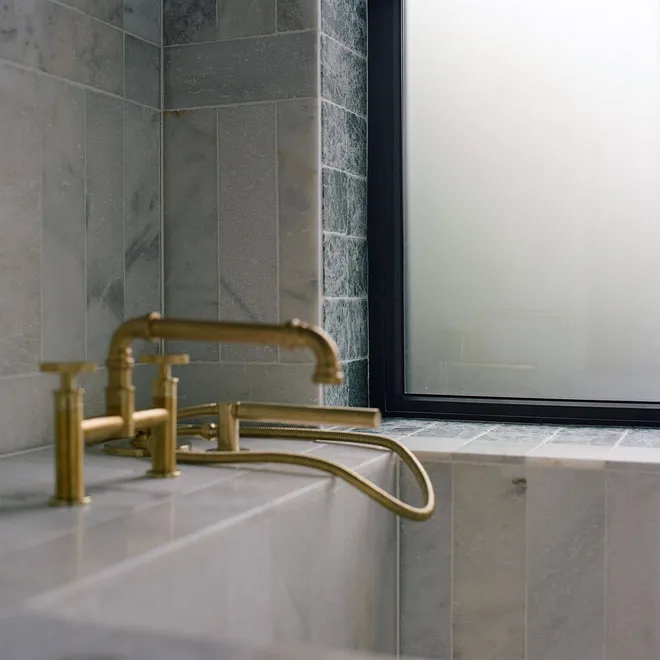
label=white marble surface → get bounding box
[0,435,396,655]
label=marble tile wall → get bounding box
[163,0,370,408]
[0,0,162,452]
[321,0,369,407]
[396,420,660,660]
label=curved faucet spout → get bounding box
[106,313,344,433]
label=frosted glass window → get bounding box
[404,0,660,401]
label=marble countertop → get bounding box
[0,435,387,618]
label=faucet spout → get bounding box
[106,314,343,433]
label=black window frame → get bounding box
[367,0,660,426]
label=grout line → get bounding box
[324,229,368,240]
[611,428,629,449]
[122,32,127,326]
[449,461,455,659]
[524,456,529,660]
[275,102,282,356]
[163,27,316,49]
[164,95,318,113]
[83,90,88,360]
[216,107,221,360]
[322,163,367,181]
[320,31,368,61]
[47,0,124,34]
[159,0,165,350]
[322,96,368,121]
[603,470,609,660]
[0,57,161,112]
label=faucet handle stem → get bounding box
[41,362,97,391]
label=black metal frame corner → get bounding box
[367,0,660,426]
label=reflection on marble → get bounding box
[218,104,278,363]
[527,468,605,660]
[453,463,526,660]
[42,77,85,362]
[163,109,219,361]
[124,104,161,358]
[163,0,216,45]
[217,0,276,39]
[400,462,452,659]
[125,34,161,109]
[277,99,321,334]
[607,471,660,660]
[58,0,123,26]
[321,34,367,117]
[125,0,162,44]
[278,0,318,31]
[321,0,366,54]
[549,426,626,446]
[0,65,41,375]
[86,92,124,363]
[322,101,367,177]
[165,32,317,109]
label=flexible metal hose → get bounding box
[175,426,435,521]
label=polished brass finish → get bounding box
[139,354,189,478]
[41,362,97,506]
[40,314,435,521]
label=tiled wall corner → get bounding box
[320,0,369,407]
[162,3,324,404]
[0,0,162,452]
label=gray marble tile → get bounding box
[322,168,348,233]
[619,427,660,447]
[324,358,368,407]
[322,101,367,176]
[41,78,85,363]
[323,298,368,362]
[85,92,125,364]
[400,462,452,659]
[165,32,317,109]
[0,375,54,453]
[350,297,369,359]
[453,463,526,660]
[321,34,367,117]
[217,0,276,39]
[527,467,605,660]
[125,34,161,109]
[163,0,216,45]
[0,65,41,375]
[163,109,219,361]
[42,1,123,95]
[607,471,660,660]
[410,421,496,440]
[549,426,626,446]
[0,0,43,71]
[58,0,123,27]
[278,0,318,31]
[347,237,367,297]
[125,0,162,45]
[124,103,161,359]
[321,0,367,55]
[277,99,321,335]
[218,104,278,363]
[347,174,367,237]
[173,362,321,406]
[476,424,559,443]
[323,233,349,298]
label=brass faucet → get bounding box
[41,314,435,521]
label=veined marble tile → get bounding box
[41,78,85,362]
[321,34,367,117]
[321,0,367,55]
[125,34,161,109]
[217,0,276,39]
[85,92,124,364]
[527,467,605,660]
[58,0,123,27]
[346,237,368,297]
[322,168,348,233]
[163,109,219,361]
[409,421,495,440]
[455,424,559,459]
[323,233,349,298]
[453,463,526,660]
[400,462,452,659]
[278,0,318,31]
[607,471,660,660]
[165,32,317,109]
[346,174,367,237]
[322,101,367,177]
[277,99,321,349]
[42,2,123,95]
[0,64,41,376]
[163,0,216,45]
[323,298,368,363]
[125,0,161,45]
[218,104,278,363]
[124,103,161,359]
[619,427,660,447]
